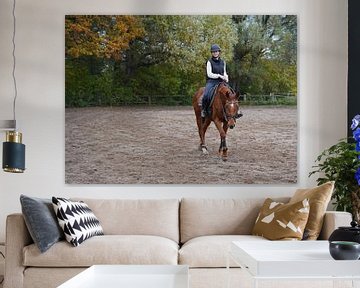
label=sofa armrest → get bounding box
[318,211,352,240]
[4,213,33,288]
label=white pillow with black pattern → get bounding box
[52,197,104,247]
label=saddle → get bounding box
[198,83,221,107]
[198,83,235,108]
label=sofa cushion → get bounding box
[52,197,104,247]
[180,198,289,243]
[72,198,179,243]
[252,198,310,240]
[179,235,267,268]
[20,195,64,253]
[289,181,334,240]
[23,235,179,267]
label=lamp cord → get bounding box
[12,0,17,129]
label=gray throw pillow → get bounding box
[20,195,64,253]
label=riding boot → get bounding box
[236,110,243,119]
[201,109,206,118]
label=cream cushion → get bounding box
[180,198,289,243]
[179,235,267,268]
[23,235,179,266]
[72,198,179,242]
[289,181,334,240]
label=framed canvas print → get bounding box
[65,15,297,184]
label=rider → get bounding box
[201,44,229,118]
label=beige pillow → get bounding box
[252,198,310,240]
[289,181,334,240]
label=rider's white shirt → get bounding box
[206,60,228,80]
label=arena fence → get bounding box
[115,93,297,106]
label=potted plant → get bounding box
[309,115,360,222]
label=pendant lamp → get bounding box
[1,0,25,173]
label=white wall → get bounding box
[0,0,348,242]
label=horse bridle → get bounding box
[223,99,239,121]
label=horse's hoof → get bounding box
[218,151,227,161]
[219,151,228,161]
[202,147,209,155]
[200,144,208,154]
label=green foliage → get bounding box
[241,94,296,106]
[122,15,237,78]
[260,60,297,94]
[309,139,360,213]
[65,61,93,107]
[65,59,136,107]
[132,65,180,96]
[65,15,298,107]
[229,15,297,95]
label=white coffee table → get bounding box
[228,241,360,288]
[57,265,189,288]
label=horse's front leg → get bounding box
[220,122,229,160]
[220,138,228,160]
[214,120,228,161]
[221,122,229,159]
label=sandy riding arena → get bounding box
[65,106,297,184]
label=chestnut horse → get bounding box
[192,82,240,161]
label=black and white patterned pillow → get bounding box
[52,197,104,247]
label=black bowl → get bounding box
[329,241,360,260]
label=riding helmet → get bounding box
[210,44,221,52]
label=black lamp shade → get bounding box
[2,134,25,173]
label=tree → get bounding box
[65,15,144,60]
[121,15,237,79]
[117,15,237,100]
[65,15,297,107]
[229,15,297,95]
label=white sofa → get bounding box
[4,198,352,288]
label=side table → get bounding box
[58,265,189,288]
[227,240,360,288]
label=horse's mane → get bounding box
[217,82,236,100]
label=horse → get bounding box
[192,82,240,161]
